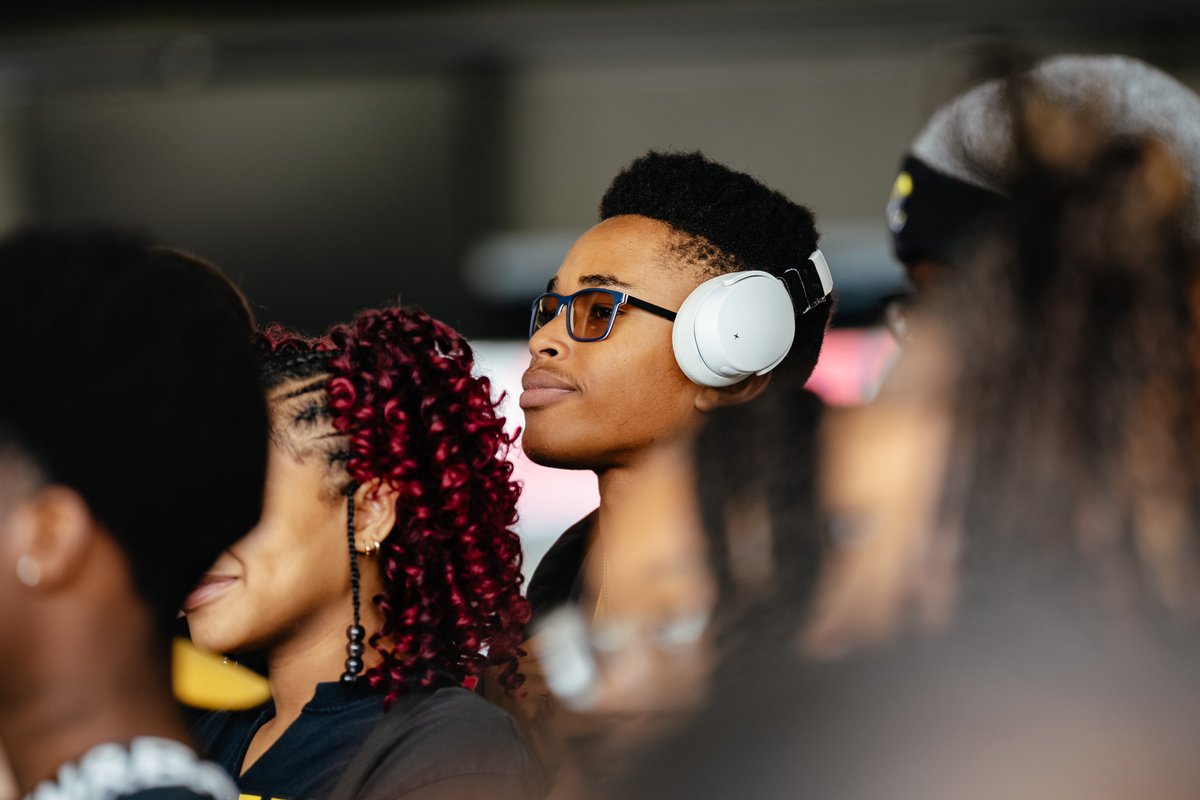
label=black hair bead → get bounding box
[342,488,365,684]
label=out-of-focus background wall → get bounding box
[2,0,1198,567]
[4,0,1198,336]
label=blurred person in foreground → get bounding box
[0,229,269,800]
[186,307,543,800]
[813,61,1200,654]
[612,69,1200,800]
[531,380,830,798]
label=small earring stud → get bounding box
[16,555,41,587]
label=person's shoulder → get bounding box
[340,686,546,800]
[383,686,529,751]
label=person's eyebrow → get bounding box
[546,276,557,293]
[577,273,635,290]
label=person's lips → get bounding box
[182,575,238,613]
[520,369,578,410]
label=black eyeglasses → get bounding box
[529,288,677,342]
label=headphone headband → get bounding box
[782,250,834,314]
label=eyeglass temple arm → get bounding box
[624,295,677,322]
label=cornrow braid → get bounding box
[257,348,335,391]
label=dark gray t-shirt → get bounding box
[195,681,544,800]
[329,685,546,800]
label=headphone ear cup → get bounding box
[672,277,730,387]
[672,271,797,388]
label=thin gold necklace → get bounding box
[594,550,609,621]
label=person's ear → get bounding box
[8,486,94,591]
[352,479,399,554]
[694,371,772,413]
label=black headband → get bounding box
[887,154,1007,268]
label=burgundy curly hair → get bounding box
[255,306,529,705]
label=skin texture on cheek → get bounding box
[522,327,701,470]
[607,370,701,446]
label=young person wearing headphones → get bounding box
[520,150,833,622]
[506,151,832,785]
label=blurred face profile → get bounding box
[521,215,706,470]
[534,453,716,718]
[804,314,960,656]
[591,455,715,713]
[185,380,352,657]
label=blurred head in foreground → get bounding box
[888,53,1200,296]
[0,228,267,794]
[818,79,1200,653]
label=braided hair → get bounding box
[255,306,529,705]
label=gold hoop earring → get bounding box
[356,540,382,557]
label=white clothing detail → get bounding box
[24,737,236,800]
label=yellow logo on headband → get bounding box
[887,171,913,233]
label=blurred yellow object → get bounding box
[172,637,271,710]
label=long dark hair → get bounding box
[928,82,1200,620]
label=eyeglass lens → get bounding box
[572,291,617,340]
[534,291,618,341]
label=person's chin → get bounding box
[183,588,243,648]
[520,434,602,471]
[187,612,264,659]
[186,621,236,657]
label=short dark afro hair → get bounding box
[600,150,830,384]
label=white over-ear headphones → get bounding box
[672,250,833,387]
